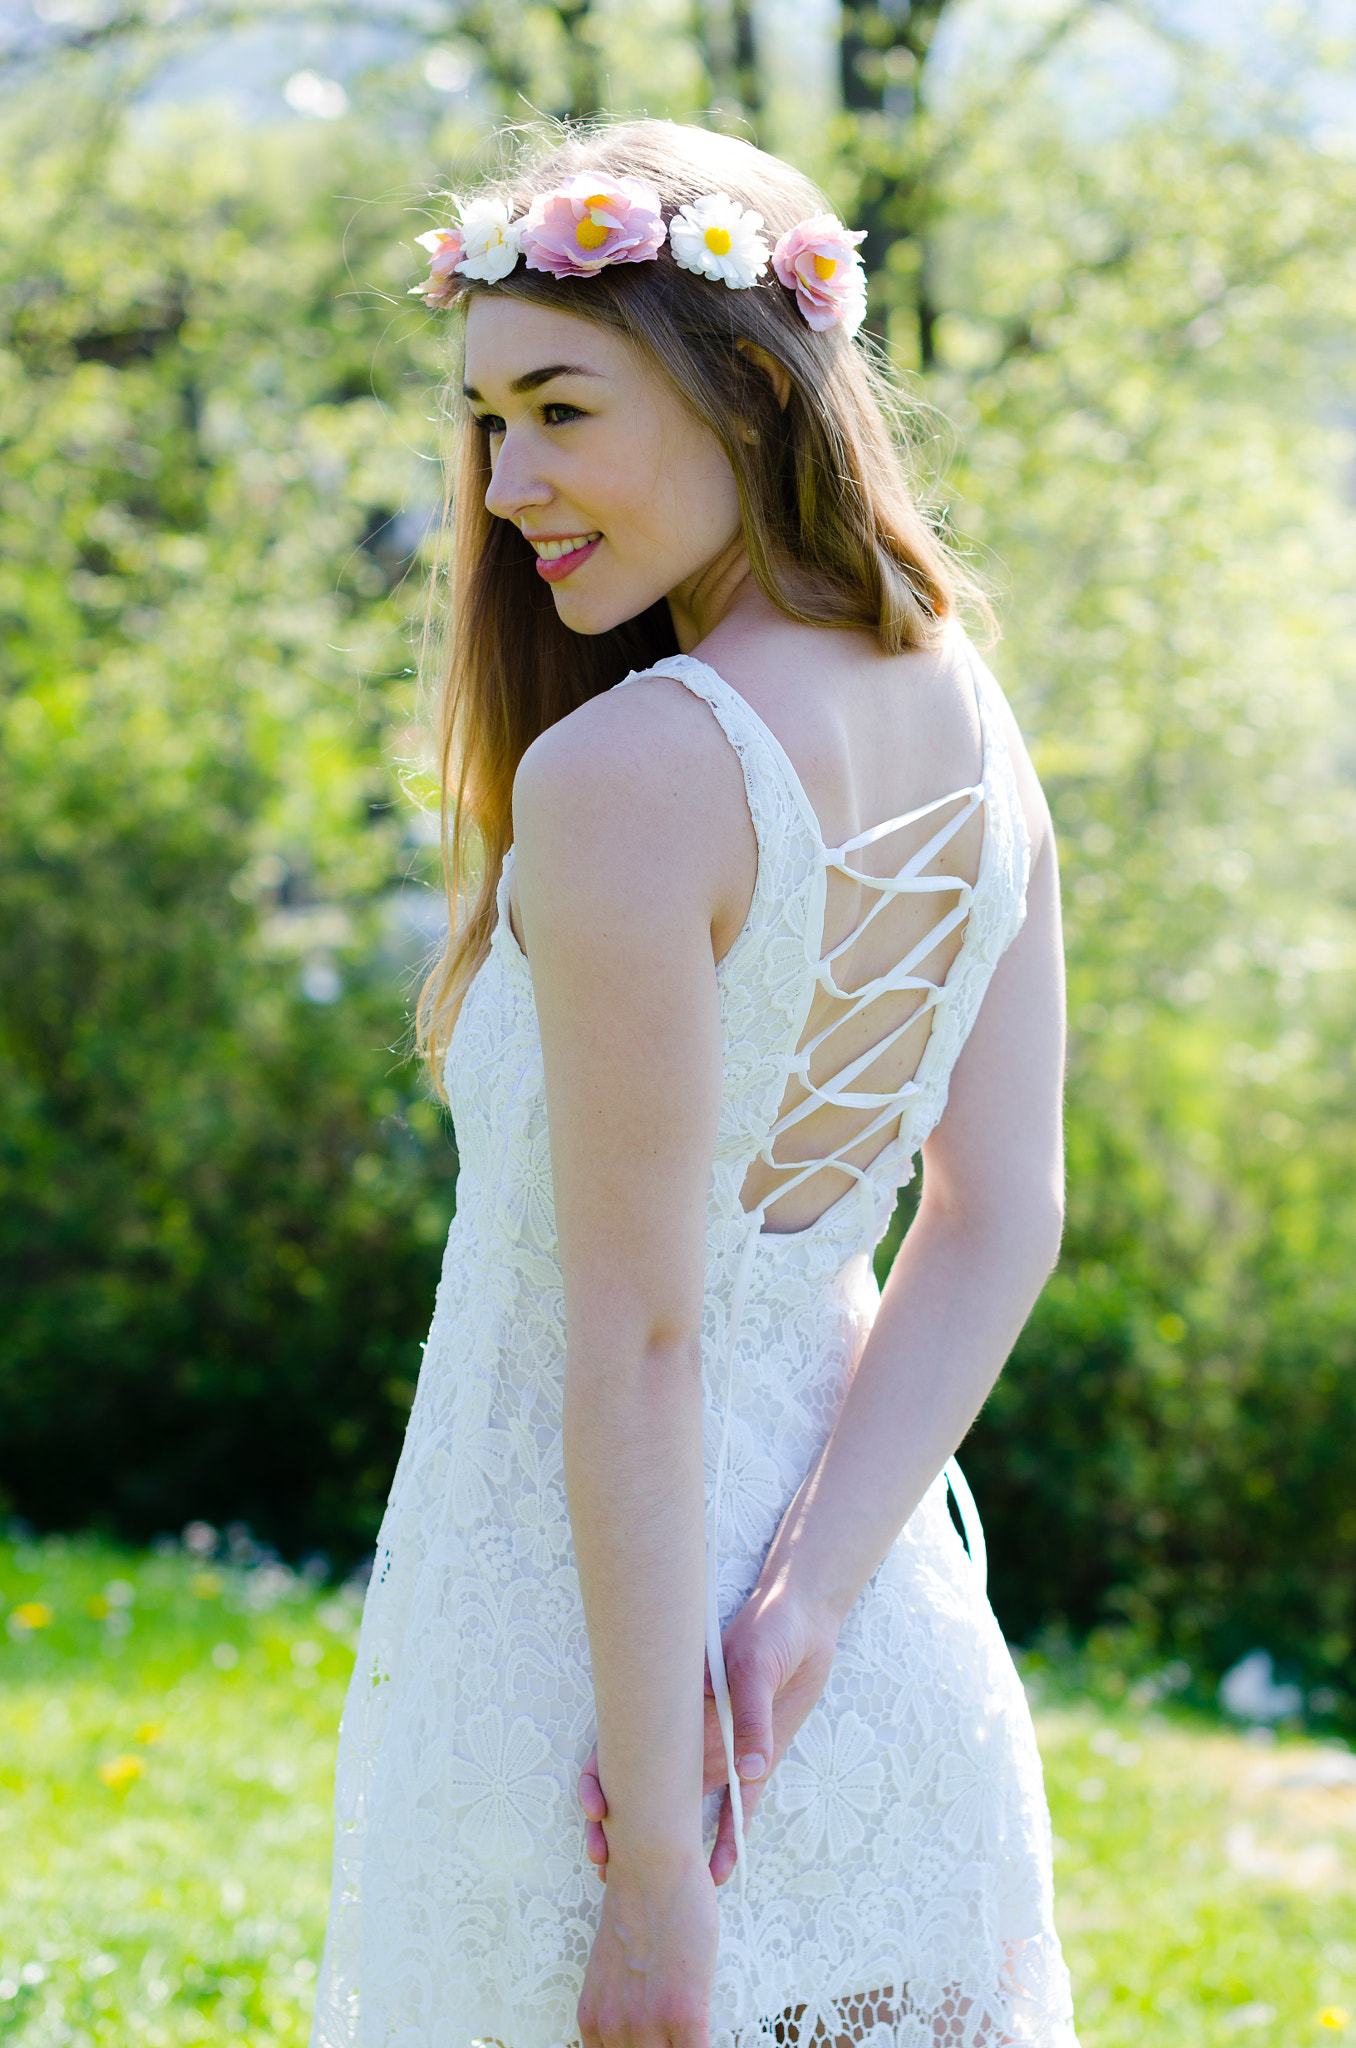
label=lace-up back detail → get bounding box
[631,642,1026,1252]
[745,780,985,1234]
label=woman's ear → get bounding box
[736,337,792,411]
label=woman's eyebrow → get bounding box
[462,363,604,402]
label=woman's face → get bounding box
[463,296,744,636]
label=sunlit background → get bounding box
[1,0,1355,2040]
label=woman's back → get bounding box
[510,605,1041,1236]
[703,608,1004,1233]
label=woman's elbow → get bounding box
[927,1169,1064,1282]
[1004,1161,1065,1277]
[1030,1178,1065,1281]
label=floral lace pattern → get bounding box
[310,634,1078,2048]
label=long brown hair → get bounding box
[417,120,976,1090]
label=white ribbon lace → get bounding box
[705,783,991,1895]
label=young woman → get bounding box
[311,122,1075,2048]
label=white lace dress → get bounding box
[311,636,1079,2048]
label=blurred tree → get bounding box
[693,0,761,128]
[886,29,1356,1703]
[841,0,944,114]
[1,0,1355,1727]
[2,0,710,129]
[0,84,460,1556]
[836,1,1102,360]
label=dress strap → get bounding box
[615,654,823,879]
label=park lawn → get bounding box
[0,1535,1353,2047]
[1038,1704,1355,2045]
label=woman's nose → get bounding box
[483,429,551,526]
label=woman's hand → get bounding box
[578,1584,840,1886]
[578,1847,718,2048]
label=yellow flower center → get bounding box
[575,218,610,250]
[704,225,733,255]
[813,253,837,282]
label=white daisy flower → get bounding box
[456,196,521,283]
[669,192,770,290]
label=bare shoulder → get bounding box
[512,671,756,949]
[515,672,739,815]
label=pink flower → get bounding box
[772,214,868,334]
[410,226,466,308]
[519,174,667,280]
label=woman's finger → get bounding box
[709,1789,738,1887]
[731,1675,774,1791]
[708,1769,769,1886]
[579,1746,609,1874]
[578,1752,608,1823]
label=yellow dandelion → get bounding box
[11,1602,52,1629]
[98,1754,143,1789]
[135,1723,164,1745]
[1318,2012,1349,2032]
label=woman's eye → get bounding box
[542,403,584,426]
[474,413,505,436]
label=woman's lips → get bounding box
[534,536,601,583]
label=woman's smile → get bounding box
[524,530,604,580]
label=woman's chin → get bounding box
[552,588,663,638]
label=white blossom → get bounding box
[456,197,521,283]
[669,192,770,290]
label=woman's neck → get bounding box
[666,537,762,653]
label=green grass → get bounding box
[1035,1696,1355,2045]
[1,1535,1353,2047]
[0,1534,355,2045]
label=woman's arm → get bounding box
[582,757,1066,1882]
[513,678,756,2046]
[758,812,1065,1612]
[705,791,1066,1868]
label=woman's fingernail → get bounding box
[737,1753,767,1781]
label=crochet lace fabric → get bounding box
[309,633,1079,2048]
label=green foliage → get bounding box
[902,78,1356,1718]
[2,9,1356,1724]
[0,96,459,1557]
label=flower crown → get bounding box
[411,176,868,337]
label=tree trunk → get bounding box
[731,0,762,119]
[555,0,602,118]
[838,0,954,358]
[693,0,762,127]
